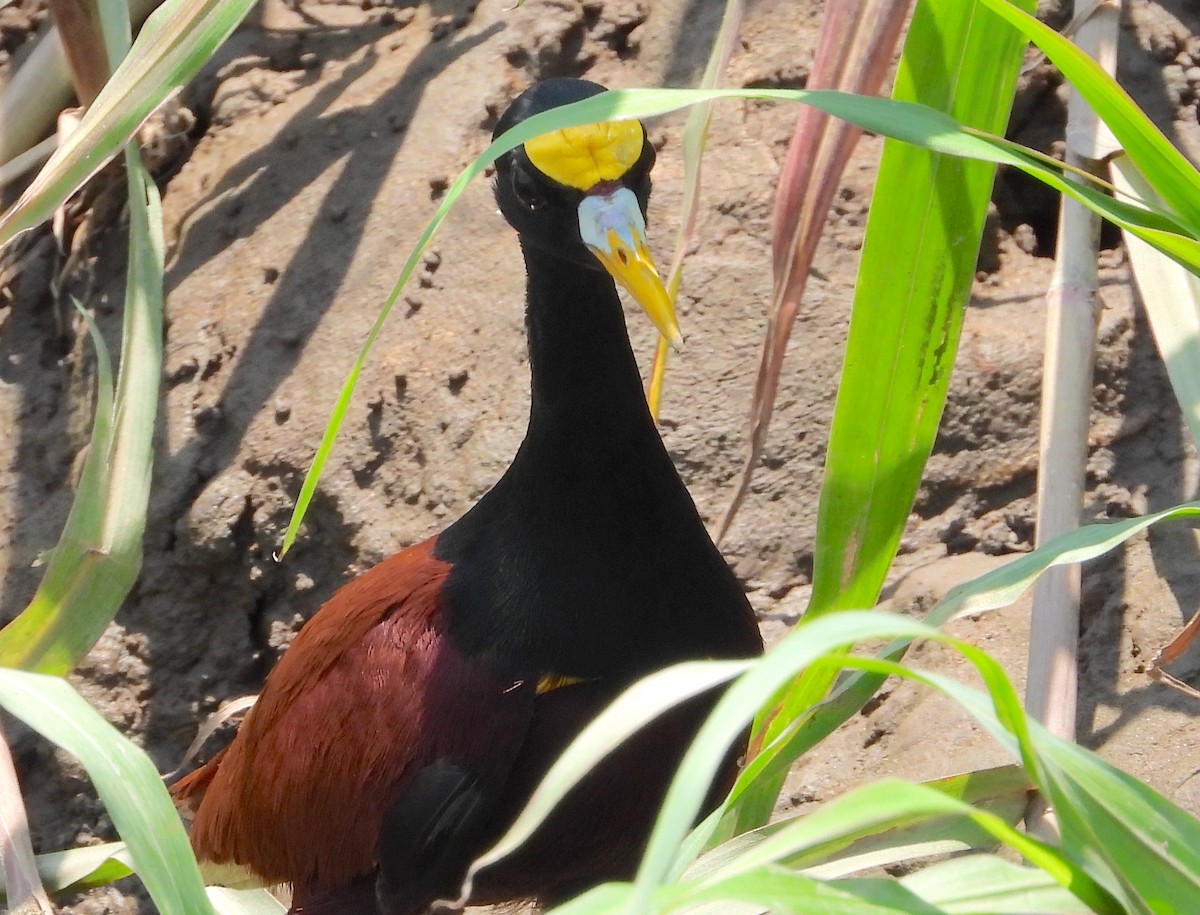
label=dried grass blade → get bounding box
[48,0,111,105]
[717,0,913,540]
[1026,0,1119,761]
[165,694,257,780]
[0,0,161,176]
[649,0,746,421]
[1149,608,1200,699]
[0,723,53,914]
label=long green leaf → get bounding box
[615,579,1200,913]
[725,501,1200,852]
[808,0,1034,614]
[977,0,1200,234]
[0,842,134,900]
[905,665,1185,914]
[1031,724,1200,912]
[621,612,1127,913]
[280,85,1199,554]
[478,508,1200,912]
[554,867,949,914]
[692,778,1052,888]
[668,866,944,914]
[828,652,1200,914]
[0,0,165,674]
[0,150,164,673]
[684,766,1027,884]
[0,299,115,671]
[0,670,212,915]
[695,627,1167,911]
[933,502,1200,620]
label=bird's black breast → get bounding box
[433,418,759,682]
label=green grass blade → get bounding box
[44,842,133,895]
[831,645,1196,913]
[0,0,164,673]
[280,85,1197,553]
[0,670,212,915]
[1052,761,1200,911]
[807,0,1034,615]
[205,887,287,915]
[624,613,955,911]
[487,570,1199,913]
[692,778,1049,886]
[724,501,1200,846]
[552,866,942,914]
[0,150,164,673]
[0,302,115,668]
[624,597,1200,911]
[0,842,134,899]
[759,644,1135,910]
[976,0,1200,233]
[932,501,1200,620]
[482,614,989,914]
[628,643,890,908]
[669,866,944,914]
[685,766,1027,884]
[909,664,1193,914]
[896,855,1092,914]
[790,769,1030,880]
[95,0,133,66]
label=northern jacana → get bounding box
[172,78,763,915]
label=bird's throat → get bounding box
[520,241,654,435]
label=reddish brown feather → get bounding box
[174,537,533,893]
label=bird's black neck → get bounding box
[474,239,675,525]
[435,240,756,675]
[520,241,653,438]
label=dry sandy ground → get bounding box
[2,0,1200,911]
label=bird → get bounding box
[171,78,763,915]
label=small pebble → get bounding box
[1011,223,1038,254]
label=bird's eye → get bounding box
[512,168,545,211]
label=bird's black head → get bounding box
[492,78,678,345]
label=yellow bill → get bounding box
[578,187,681,348]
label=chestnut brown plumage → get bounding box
[171,78,763,915]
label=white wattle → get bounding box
[577,187,645,254]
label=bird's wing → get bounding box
[172,537,536,894]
